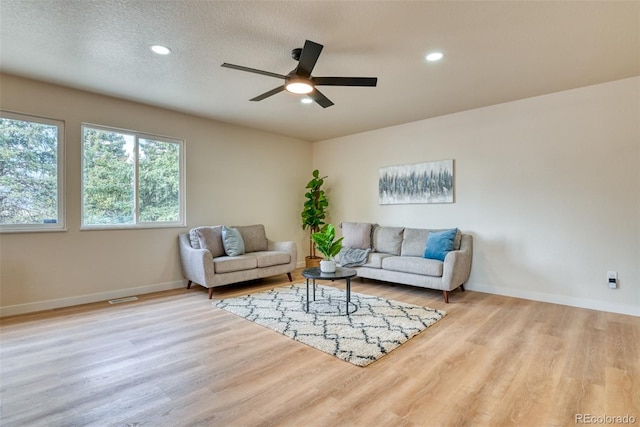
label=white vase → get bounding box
[320,260,336,273]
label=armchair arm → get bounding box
[178,234,215,286]
[268,240,298,271]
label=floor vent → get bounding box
[108,296,138,304]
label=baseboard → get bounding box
[467,282,639,317]
[0,280,186,318]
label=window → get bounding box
[0,111,65,232]
[81,124,185,229]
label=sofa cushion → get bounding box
[254,251,291,268]
[424,228,458,261]
[372,227,404,255]
[222,226,245,256]
[361,252,393,269]
[214,255,257,273]
[193,226,225,257]
[341,222,372,249]
[382,256,443,277]
[234,224,268,253]
[401,228,430,257]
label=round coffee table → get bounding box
[302,267,358,315]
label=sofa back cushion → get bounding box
[341,222,373,249]
[192,226,225,257]
[234,224,268,253]
[401,228,430,257]
[372,227,404,255]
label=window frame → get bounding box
[80,123,186,230]
[0,110,66,233]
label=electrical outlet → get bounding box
[607,271,618,289]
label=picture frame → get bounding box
[379,159,454,204]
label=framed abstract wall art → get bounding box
[379,159,454,204]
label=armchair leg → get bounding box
[287,272,292,282]
[442,290,450,303]
[187,280,192,289]
[208,287,214,299]
[460,284,465,292]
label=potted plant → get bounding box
[311,224,344,273]
[301,169,329,267]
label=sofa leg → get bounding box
[442,290,450,303]
[208,288,214,299]
[460,284,465,292]
[287,272,292,282]
[187,280,192,289]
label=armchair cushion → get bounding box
[193,226,225,257]
[234,224,268,253]
[254,251,291,268]
[214,255,256,273]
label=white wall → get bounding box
[314,77,639,316]
[0,74,312,316]
[2,74,638,317]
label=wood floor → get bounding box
[1,269,638,427]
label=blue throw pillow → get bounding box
[221,226,245,256]
[424,228,458,261]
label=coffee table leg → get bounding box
[306,277,310,312]
[313,279,317,301]
[346,277,351,314]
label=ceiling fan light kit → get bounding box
[221,39,377,108]
[285,78,313,94]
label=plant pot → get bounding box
[305,256,322,268]
[320,260,336,273]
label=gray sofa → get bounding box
[179,224,297,298]
[339,222,473,303]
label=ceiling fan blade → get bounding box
[221,63,287,80]
[295,40,323,78]
[313,77,378,87]
[250,86,285,101]
[308,88,334,108]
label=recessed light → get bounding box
[301,98,313,104]
[150,45,172,55]
[426,52,443,62]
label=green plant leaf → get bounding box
[310,224,343,259]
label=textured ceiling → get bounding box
[1,1,638,142]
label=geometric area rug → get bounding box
[214,284,446,367]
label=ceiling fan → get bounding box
[221,40,377,108]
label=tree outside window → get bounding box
[0,112,65,232]
[82,125,184,229]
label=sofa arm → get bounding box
[268,240,298,271]
[178,234,215,286]
[441,234,473,290]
